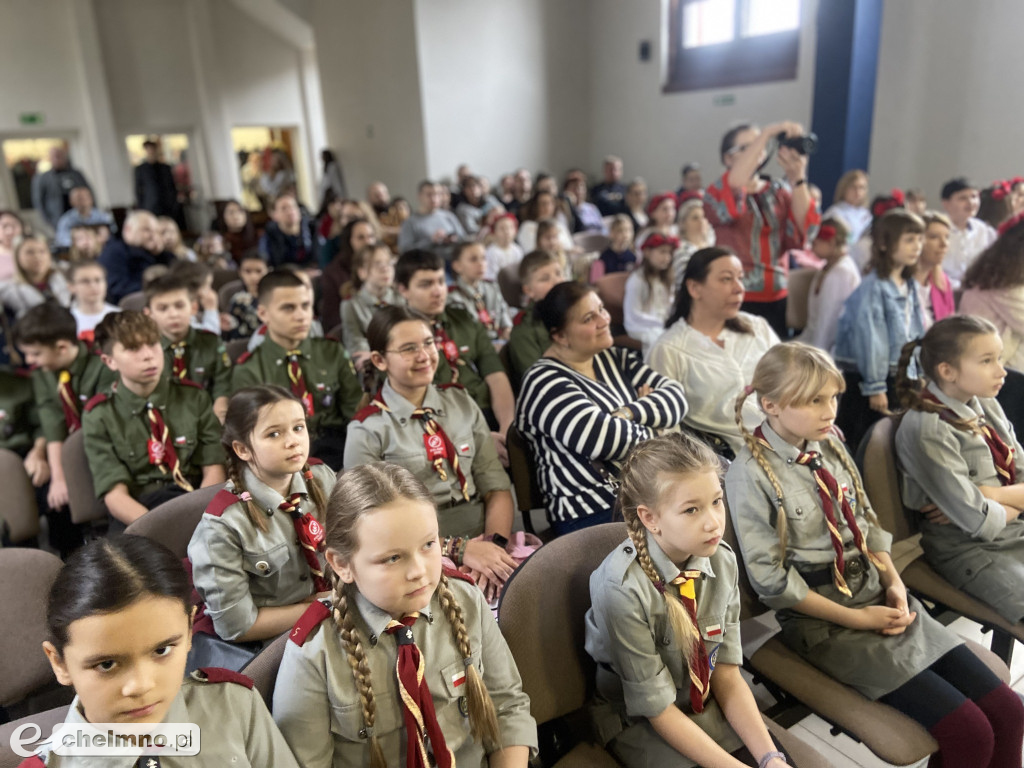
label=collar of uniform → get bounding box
[161,325,196,351]
[381,379,446,419]
[242,465,308,515]
[925,380,981,421]
[69,340,92,376]
[261,334,311,361]
[645,529,716,584]
[115,376,172,417]
[358,285,383,307]
[353,587,435,642]
[454,276,480,297]
[758,421,822,464]
[434,306,453,329]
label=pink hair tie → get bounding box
[303,470,314,480]
[239,491,252,502]
[744,384,755,395]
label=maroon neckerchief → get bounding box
[277,491,330,592]
[921,390,1016,485]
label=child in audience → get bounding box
[83,311,225,528]
[145,273,231,421]
[188,385,336,645]
[272,462,537,766]
[635,192,678,251]
[232,270,361,470]
[195,230,234,270]
[598,214,638,276]
[68,223,103,262]
[586,434,793,768]
[517,190,572,253]
[168,259,220,334]
[32,535,300,767]
[978,182,1014,231]
[796,217,859,352]
[226,252,268,339]
[246,265,325,352]
[728,342,1023,768]
[914,211,955,327]
[68,259,120,338]
[447,240,513,343]
[507,250,564,390]
[941,178,997,287]
[0,235,71,317]
[895,315,1024,624]
[340,242,400,371]
[158,215,197,261]
[673,194,713,293]
[484,212,523,281]
[345,306,520,600]
[905,188,928,217]
[0,209,24,281]
[822,169,871,242]
[834,209,926,450]
[851,190,906,271]
[624,233,676,353]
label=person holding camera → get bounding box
[704,122,820,337]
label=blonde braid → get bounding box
[227,461,269,533]
[734,388,790,556]
[825,437,886,547]
[332,580,386,768]
[436,574,501,751]
[625,514,697,663]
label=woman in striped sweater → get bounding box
[515,282,688,536]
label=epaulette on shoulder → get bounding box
[513,312,525,327]
[13,367,31,379]
[438,382,465,391]
[236,350,254,365]
[447,284,457,293]
[206,488,241,517]
[84,392,109,412]
[352,402,382,423]
[191,667,254,689]
[307,457,324,466]
[443,563,476,586]
[289,599,331,645]
[175,378,203,390]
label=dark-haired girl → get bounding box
[515,282,688,536]
[648,246,778,458]
[187,385,335,644]
[30,535,299,766]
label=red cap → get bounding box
[641,232,681,251]
[646,192,677,216]
[493,212,518,230]
[677,190,704,205]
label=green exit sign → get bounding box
[712,94,736,107]
[19,112,45,126]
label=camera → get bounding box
[777,131,818,156]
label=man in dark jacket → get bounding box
[258,193,317,268]
[98,210,174,304]
[134,140,179,222]
[31,147,93,230]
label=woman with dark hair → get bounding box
[319,217,378,331]
[648,246,779,457]
[516,190,573,253]
[317,148,347,213]
[515,282,687,536]
[215,199,259,262]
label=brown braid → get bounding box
[225,458,269,533]
[302,461,329,522]
[895,333,983,435]
[332,577,386,768]
[734,387,790,556]
[436,574,501,751]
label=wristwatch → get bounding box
[489,533,509,549]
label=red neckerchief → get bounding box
[921,390,1016,485]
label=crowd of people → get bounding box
[3,117,1024,768]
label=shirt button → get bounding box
[299,574,308,581]
[969,469,978,477]
[255,561,269,573]
[623,546,633,554]
[400,418,407,425]
[369,634,378,646]
[795,508,803,516]
[786,459,793,465]
[661,637,671,646]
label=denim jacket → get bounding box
[834,271,925,395]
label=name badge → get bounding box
[424,433,447,461]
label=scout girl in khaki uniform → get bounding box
[727,342,1023,767]
[586,433,811,768]
[272,462,537,768]
[344,305,520,601]
[340,243,400,372]
[24,535,299,768]
[188,385,336,645]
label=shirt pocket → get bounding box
[780,487,827,543]
[168,419,199,465]
[329,692,401,746]
[241,543,291,579]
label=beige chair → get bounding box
[723,502,1010,765]
[862,416,1024,662]
[573,231,610,254]
[593,272,629,328]
[226,337,250,363]
[0,448,40,544]
[125,483,225,559]
[212,268,241,292]
[118,290,147,311]
[62,429,108,525]
[785,267,818,332]
[242,631,290,707]
[498,263,524,310]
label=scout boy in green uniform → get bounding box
[506,249,565,391]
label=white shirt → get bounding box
[623,271,672,355]
[823,202,872,242]
[797,256,861,353]
[517,219,573,254]
[71,302,121,334]
[648,313,779,453]
[945,217,996,287]
[485,242,525,281]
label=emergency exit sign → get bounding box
[19,112,45,126]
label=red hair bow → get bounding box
[890,188,905,206]
[997,211,1024,238]
[991,180,1012,201]
[677,190,704,205]
[817,224,838,242]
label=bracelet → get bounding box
[758,750,787,768]
[792,178,807,187]
[455,538,469,566]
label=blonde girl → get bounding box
[727,342,1022,768]
[586,433,799,768]
[0,234,71,317]
[624,232,676,352]
[272,462,537,767]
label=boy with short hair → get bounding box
[231,270,361,469]
[68,259,120,339]
[167,259,221,334]
[506,250,565,390]
[145,273,231,421]
[940,177,997,287]
[226,252,268,338]
[447,241,513,343]
[83,311,225,528]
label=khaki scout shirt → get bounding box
[33,341,116,443]
[344,381,509,512]
[725,422,893,611]
[273,582,538,768]
[82,377,225,499]
[231,336,362,434]
[446,277,513,340]
[0,367,38,454]
[30,670,299,767]
[187,463,337,641]
[340,286,400,353]
[161,327,232,400]
[432,306,506,412]
[585,534,743,751]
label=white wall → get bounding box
[584,0,819,193]
[870,0,1024,201]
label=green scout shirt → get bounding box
[507,302,549,391]
[82,376,225,499]
[231,335,362,434]
[32,341,116,443]
[0,367,39,455]
[432,305,505,412]
[162,326,232,400]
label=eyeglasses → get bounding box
[386,339,439,359]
